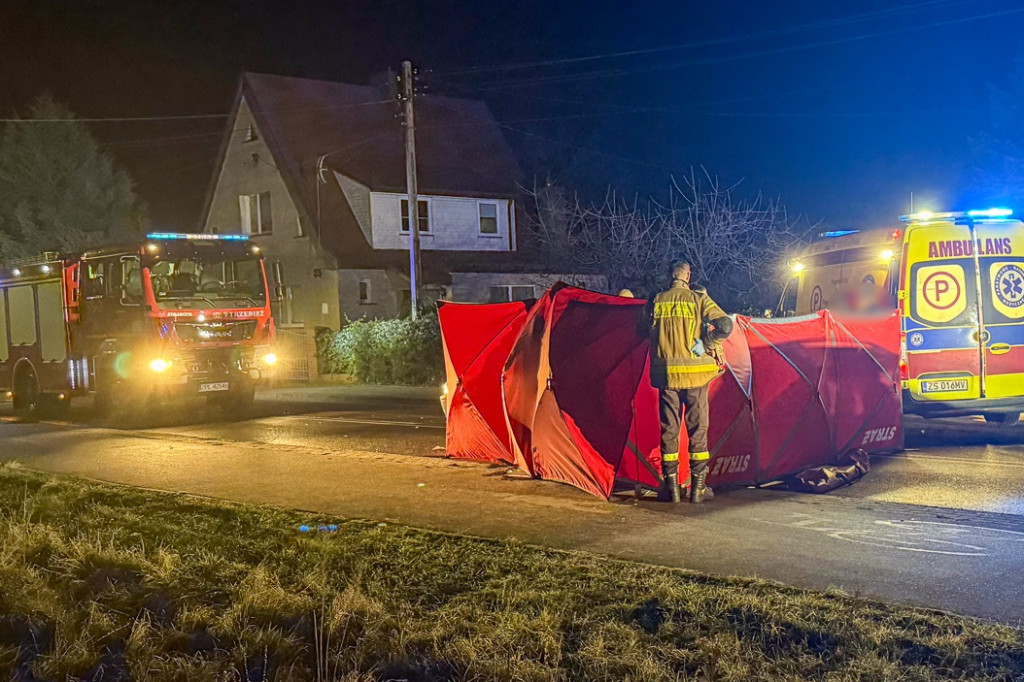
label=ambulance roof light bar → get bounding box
[900,208,1012,223]
[146,232,249,241]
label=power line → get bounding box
[437,0,971,77]
[423,95,680,174]
[438,5,1024,92]
[0,99,396,124]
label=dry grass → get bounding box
[0,462,1021,681]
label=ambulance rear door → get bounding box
[974,219,1024,400]
[902,222,983,402]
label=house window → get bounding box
[239,192,273,234]
[400,199,430,233]
[358,279,371,304]
[489,285,534,303]
[479,203,498,235]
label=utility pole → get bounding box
[400,60,421,319]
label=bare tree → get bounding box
[526,168,800,310]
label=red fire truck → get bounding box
[0,232,277,420]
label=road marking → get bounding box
[279,415,446,430]
[751,512,1024,556]
[897,520,1024,537]
[874,452,1024,469]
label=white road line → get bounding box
[279,415,446,430]
[874,452,1024,469]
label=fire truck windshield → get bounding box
[147,255,266,310]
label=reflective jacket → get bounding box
[647,280,733,390]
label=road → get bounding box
[2,385,1024,625]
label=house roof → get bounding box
[242,72,521,197]
[214,72,525,271]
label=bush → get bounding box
[316,313,443,385]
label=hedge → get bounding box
[315,312,444,385]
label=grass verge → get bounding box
[0,463,1021,681]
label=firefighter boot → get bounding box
[658,473,682,503]
[689,468,714,504]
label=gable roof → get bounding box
[242,72,521,197]
[206,72,524,270]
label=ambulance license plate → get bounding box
[199,382,229,393]
[921,379,968,393]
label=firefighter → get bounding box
[647,261,733,503]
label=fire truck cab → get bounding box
[0,233,276,420]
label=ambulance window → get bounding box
[7,285,37,346]
[780,276,799,314]
[909,261,975,326]
[981,257,1024,323]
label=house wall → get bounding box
[337,269,399,320]
[370,192,514,252]
[204,96,342,330]
[450,272,608,303]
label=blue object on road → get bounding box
[299,524,339,533]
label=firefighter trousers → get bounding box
[658,384,711,478]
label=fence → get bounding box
[275,325,316,383]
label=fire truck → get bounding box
[0,233,277,420]
[784,208,1024,425]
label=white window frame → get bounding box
[489,284,534,303]
[399,198,431,234]
[358,278,372,305]
[239,192,273,235]
[478,201,500,236]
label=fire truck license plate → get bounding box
[921,379,968,393]
[199,382,230,393]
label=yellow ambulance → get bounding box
[784,208,1024,425]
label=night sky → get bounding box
[2,0,1022,231]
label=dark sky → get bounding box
[1,0,1022,230]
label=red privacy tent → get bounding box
[438,284,902,499]
[501,286,663,497]
[439,300,530,464]
[706,312,903,486]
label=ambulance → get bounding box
[784,208,1024,425]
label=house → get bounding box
[202,72,581,332]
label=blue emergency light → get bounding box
[146,232,249,241]
[967,208,1013,218]
[819,230,860,238]
[900,208,1013,222]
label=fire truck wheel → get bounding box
[984,412,1021,427]
[12,369,40,422]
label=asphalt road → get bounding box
[2,385,1024,625]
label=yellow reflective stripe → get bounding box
[653,301,696,320]
[667,364,717,374]
[661,452,679,462]
[689,451,710,461]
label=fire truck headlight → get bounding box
[150,358,172,373]
[881,248,894,261]
[262,352,277,366]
